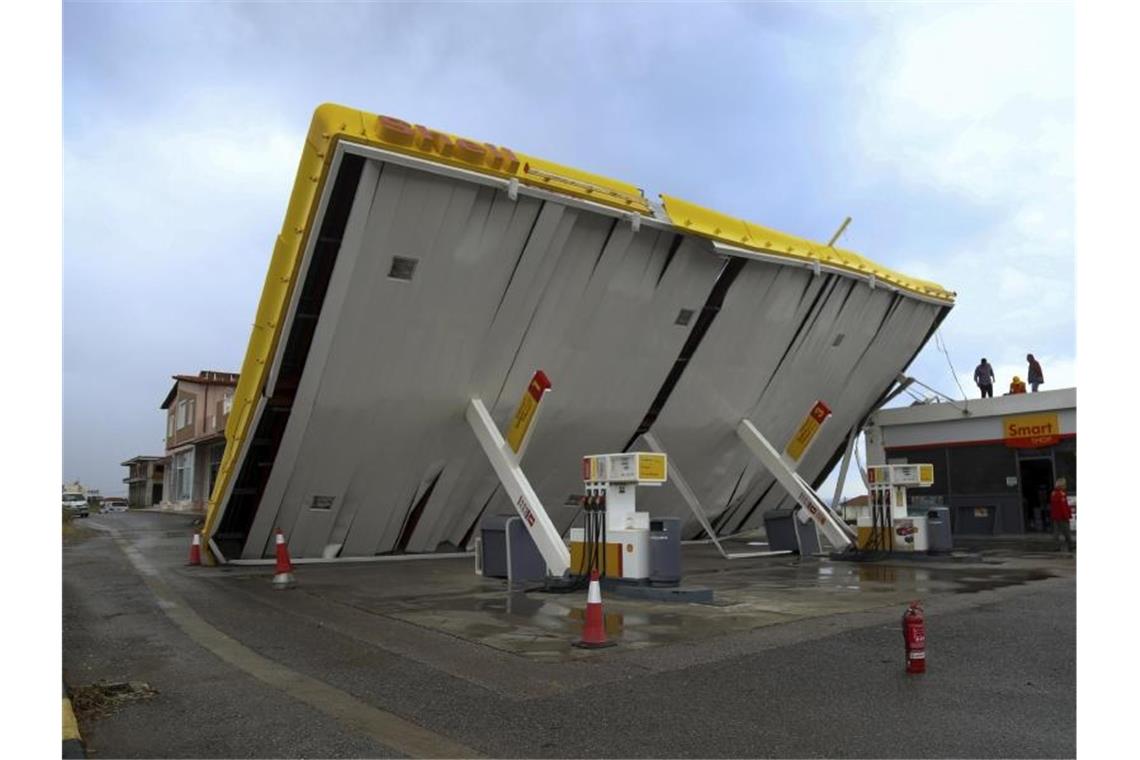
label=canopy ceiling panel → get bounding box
[205,104,953,560]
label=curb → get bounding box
[62,683,85,759]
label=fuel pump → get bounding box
[858,464,935,552]
[569,452,667,581]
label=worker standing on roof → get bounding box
[974,358,995,398]
[1009,376,1027,394]
[1026,354,1045,392]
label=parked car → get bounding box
[100,498,129,514]
[62,493,89,518]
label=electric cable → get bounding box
[601,493,608,580]
[934,330,969,402]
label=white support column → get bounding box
[830,424,860,520]
[640,433,725,554]
[736,419,856,552]
[466,398,571,576]
[641,433,790,560]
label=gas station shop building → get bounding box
[865,388,1076,535]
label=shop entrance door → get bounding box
[1019,457,1055,532]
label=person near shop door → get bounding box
[1027,354,1044,392]
[974,358,995,398]
[1049,478,1074,552]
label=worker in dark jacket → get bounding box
[974,358,995,398]
[1026,354,1044,392]
[1049,478,1074,552]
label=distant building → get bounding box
[160,370,239,512]
[120,456,166,508]
[865,388,1076,535]
[62,481,97,498]
[838,494,869,524]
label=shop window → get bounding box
[1055,449,1077,492]
[948,444,1018,494]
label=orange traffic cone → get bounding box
[187,533,202,566]
[272,529,296,589]
[573,569,615,649]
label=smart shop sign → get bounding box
[1003,413,1061,449]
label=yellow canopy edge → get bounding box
[202,103,955,547]
[659,194,954,302]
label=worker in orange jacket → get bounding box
[1009,376,1027,394]
[1049,478,1074,553]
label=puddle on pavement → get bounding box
[390,590,797,660]
[384,560,1058,660]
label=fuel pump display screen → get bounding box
[583,453,668,485]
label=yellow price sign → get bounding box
[505,371,552,453]
[636,453,667,483]
[784,400,832,462]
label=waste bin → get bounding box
[925,507,953,553]
[479,514,546,583]
[764,508,821,555]
[649,518,682,585]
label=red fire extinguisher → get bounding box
[902,600,926,674]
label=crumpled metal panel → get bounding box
[206,106,953,561]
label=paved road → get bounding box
[64,512,1075,758]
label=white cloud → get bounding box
[856,3,1073,204]
[65,95,302,268]
[843,3,1075,397]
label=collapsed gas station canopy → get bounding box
[203,103,954,561]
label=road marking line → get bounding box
[63,697,81,740]
[104,530,482,759]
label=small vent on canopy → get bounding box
[388,256,419,282]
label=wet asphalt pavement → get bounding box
[63,512,1075,758]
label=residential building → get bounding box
[160,370,239,512]
[838,494,869,524]
[120,456,166,508]
[865,388,1076,535]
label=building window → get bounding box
[173,451,193,501]
[176,400,188,429]
[207,443,225,498]
[1055,449,1077,492]
[167,413,174,438]
[948,444,1018,495]
[223,393,233,415]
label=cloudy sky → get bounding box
[63,2,1074,496]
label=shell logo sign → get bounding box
[1003,413,1061,448]
[376,115,521,174]
[784,400,832,463]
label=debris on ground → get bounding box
[71,681,158,720]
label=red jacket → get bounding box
[1049,488,1072,521]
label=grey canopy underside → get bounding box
[214,153,949,560]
